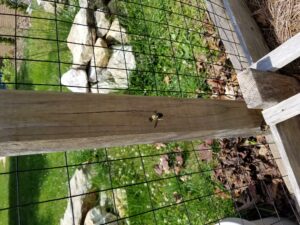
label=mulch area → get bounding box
[213,137,297,220]
[245,0,300,76]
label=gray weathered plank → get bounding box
[263,94,300,208]
[0,90,263,156]
[205,0,249,72]
[251,32,300,71]
[237,69,300,109]
[269,121,300,209]
[224,0,270,63]
[277,116,300,188]
[263,93,300,125]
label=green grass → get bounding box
[1,0,216,96]
[0,142,235,225]
[1,2,75,91]
[118,0,214,97]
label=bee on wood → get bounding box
[149,111,163,128]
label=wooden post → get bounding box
[223,0,270,63]
[0,90,263,156]
[237,69,300,109]
[262,94,300,208]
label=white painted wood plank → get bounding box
[263,93,300,126]
[269,125,300,209]
[251,32,300,71]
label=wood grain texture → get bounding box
[0,90,263,156]
[270,119,300,209]
[205,0,249,72]
[277,117,300,187]
[263,95,300,208]
[238,69,300,109]
[251,32,300,71]
[224,0,270,63]
[263,93,300,125]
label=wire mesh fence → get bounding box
[0,0,299,224]
[0,139,299,225]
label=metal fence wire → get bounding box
[0,0,299,225]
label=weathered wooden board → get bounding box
[0,90,263,156]
[250,32,300,71]
[277,116,300,187]
[205,0,270,72]
[205,0,249,72]
[263,94,300,208]
[238,69,300,109]
[263,93,300,125]
[224,0,270,62]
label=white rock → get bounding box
[94,10,111,37]
[0,157,6,167]
[89,68,103,83]
[90,70,117,94]
[91,38,110,70]
[89,68,113,84]
[60,167,92,225]
[61,69,89,93]
[39,1,55,13]
[90,45,136,94]
[79,0,88,8]
[106,45,136,89]
[67,8,96,68]
[108,0,118,14]
[84,207,118,225]
[37,0,64,13]
[113,189,128,219]
[225,84,236,100]
[80,0,106,10]
[106,19,128,44]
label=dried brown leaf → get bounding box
[154,143,166,149]
[214,187,231,199]
[173,192,183,203]
[199,149,213,162]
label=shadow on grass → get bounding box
[9,155,47,225]
[16,61,34,91]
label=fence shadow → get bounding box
[9,155,47,225]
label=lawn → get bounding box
[0,142,235,225]
[1,0,219,96]
[0,0,236,224]
[118,0,215,97]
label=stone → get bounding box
[113,189,128,219]
[90,70,117,94]
[60,166,93,225]
[94,10,111,38]
[0,157,6,167]
[108,0,119,15]
[37,0,65,13]
[89,68,114,84]
[106,45,136,89]
[84,207,118,225]
[90,38,110,71]
[67,8,96,68]
[80,0,107,10]
[61,69,89,93]
[106,19,128,44]
[79,0,88,8]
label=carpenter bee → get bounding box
[149,111,164,128]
